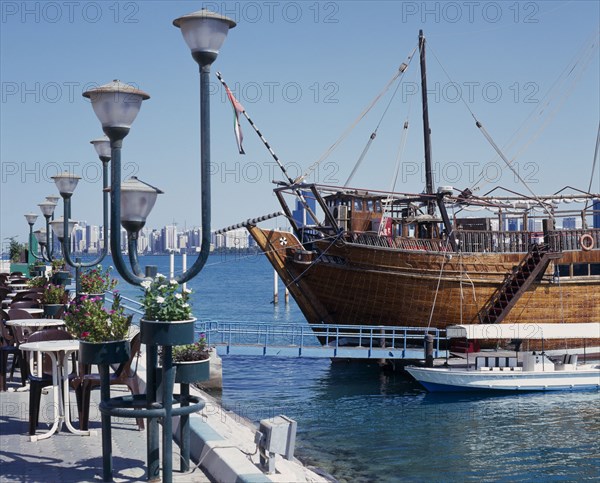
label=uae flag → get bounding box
[224,84,245,154]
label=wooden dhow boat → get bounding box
[241,31,600,344]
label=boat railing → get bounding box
[548,228,600,252]
[348,232,446,251]
[350,229,600,254]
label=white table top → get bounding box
[9,284,29,289]
[5,319,65,329]
[20,339,78,353]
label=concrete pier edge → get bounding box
[137,348,331,483]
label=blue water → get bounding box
[94,253,599,482]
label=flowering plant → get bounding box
[80,265,118,294]
[41,283,68,305]
[140,274,192,321]
[171,333,210,362]
[64,292,131,342]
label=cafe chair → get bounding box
[8,301,40,310]
[79,332,143,431]
[0,316,27,391]
[24,329,81,435]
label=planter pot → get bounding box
[51,271,70,286]
[155,359,210,387]
[79,339,130,365]
[43,304,64,318]
[174,359,210,384]
[141,318,196,346]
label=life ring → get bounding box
[579,233,594,251]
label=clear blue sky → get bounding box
[1,1,599,248]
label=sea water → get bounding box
[99,253,600,482]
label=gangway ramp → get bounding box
[197,321,447,359]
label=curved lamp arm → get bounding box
[104,66,213,286]
[44,216,54,262]
[28,225,45,261]
[175,64,212,284]
[106,130,147,285]
[61,160,110,270]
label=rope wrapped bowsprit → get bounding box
[213,212,283,235]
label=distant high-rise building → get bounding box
[292,198,317,228]
[563,217,577,230]
[507,218,519,232]
[86,224,99,253]
[162,225,177,252]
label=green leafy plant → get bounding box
[8,237,25,263]
[171,333,209,362]
[51,258,67,272]
[80,265,118,294]
[140,274,192,321]
[64,292,131,342]
[41,283,68,305]
[27,276,47,288]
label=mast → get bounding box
[419,30,435,215]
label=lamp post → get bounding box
[37,201,57,260]
[78,9,235,483]
[33,229,47,260]
[24,213,42,263]
[52,137,112,296]
[172,9,236,284]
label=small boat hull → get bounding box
[406,366,600,392]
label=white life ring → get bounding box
[579,233,594,251]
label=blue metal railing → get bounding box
[196,321,446,359]
[101,292,446,360]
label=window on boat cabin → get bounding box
[375,200,382,212]
[590,263,600,276]
[572,263,589,277]
[556,265,570,278]
[367,200,374,212]
[354,199,364,211]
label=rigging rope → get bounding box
[428,31,599,200]
[296,47,418,184]
[584,122,600,213]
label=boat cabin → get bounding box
[323,191,443,238]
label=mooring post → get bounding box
[182,252,187,293]
[169,250,175,280]
[273,269,279,304]
[424,333,434,368]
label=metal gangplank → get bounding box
[197,321,447,360]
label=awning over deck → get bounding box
[446,323,600,340]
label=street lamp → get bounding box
[49,217,78,242]
[83,80,155,285]
[51,158,109,295]
[38,200,57,259]
[24,213,43,261]
[171,8,236,284]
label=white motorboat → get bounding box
[406,323,600,392]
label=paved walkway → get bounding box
[0,381,210,482]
